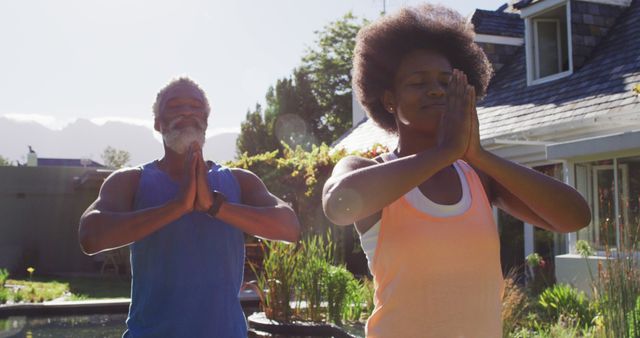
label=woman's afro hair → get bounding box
[352,4,493,133]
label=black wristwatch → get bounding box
[206,190,227,217]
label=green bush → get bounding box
[250,240,299,322]
[342,276,375,322]
[295,234,333,322]
[0,268,8,287]
[0,288,8,304]
[326,265,352,324]
[254,233,375,325]
[538,284,595,327]
[229,143,389,262]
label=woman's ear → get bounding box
[154,118,161,133]
[382,90,396,115]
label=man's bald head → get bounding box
[152,77,211,119]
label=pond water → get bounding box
[0,313,127,338]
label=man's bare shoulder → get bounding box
[100,166,143,195]
[228,167,262,187]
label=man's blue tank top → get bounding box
[123,161,247,338]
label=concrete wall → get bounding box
[0,166,111,275]
[555,253,607,296]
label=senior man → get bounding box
[78,77,300,337]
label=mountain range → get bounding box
[0,117,239,166]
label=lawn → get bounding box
[1,275,130,303]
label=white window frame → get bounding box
[533,19,563,79]
[522,0,573,86]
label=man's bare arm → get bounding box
[212,168,301,243]
[78,154,197,255]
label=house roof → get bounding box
[333,0,640,153]
[37,158,106,168]
[331,117,397,153]
[471,9,524,37]
[478,0,640,140]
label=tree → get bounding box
[300,13,367,143]
[236,104,279,157]
[236,12,366,157]
[101,146,131,169]
[0,155,13,166]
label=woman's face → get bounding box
[383,49,453,135]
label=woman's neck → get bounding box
[395,126,438,157]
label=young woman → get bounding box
[322,4,590,337]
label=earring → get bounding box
[388,106,394,112]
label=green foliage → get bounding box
[326,265,352,324]
[0,288,8,304]
[231,143,345,238]
[594,248,640,337]
[7,279,68,303]
[295,233,333,321]
[526,253,544,267]
[236,12,367,156]
[525,252,552,296]
[300,13,367,143]
[576,240,595,257]
[230,143,387,239]
[628,296,640,337]
[68,293,89,301]
[250,240,299,322]
[236,104,279,157]
[509,320,599,338]
[343,276,375,322]
[538,284,596,327]
[101,146,131,169]
[12,289,22,303]
[254,234,375,325]
[0,268,8,287]
[0,155,13,166]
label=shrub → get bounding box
[295,233,333,322]
[326,265,353,324]
[250,240,299,322]
[0,269,8,288]
[0,288,8,304]
[538,284,595,327]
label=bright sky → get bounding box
[0,0,505,135]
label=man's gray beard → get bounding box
[163,126,206,154]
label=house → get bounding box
[333,0,640,292]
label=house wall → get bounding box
[0,166,105,275]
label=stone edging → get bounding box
[247,312,356,338]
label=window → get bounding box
[575,156,640,252]
[525,2,572,85]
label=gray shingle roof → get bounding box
[471,9,524,37]
[333,0,640,153]
[478,0,640,140]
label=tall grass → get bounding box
[502,270,530,337]
[593,247,640,337]
[250,240,299,322]
[579,227,640,337]
[295,233,333,321]
[251,232,375,325]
